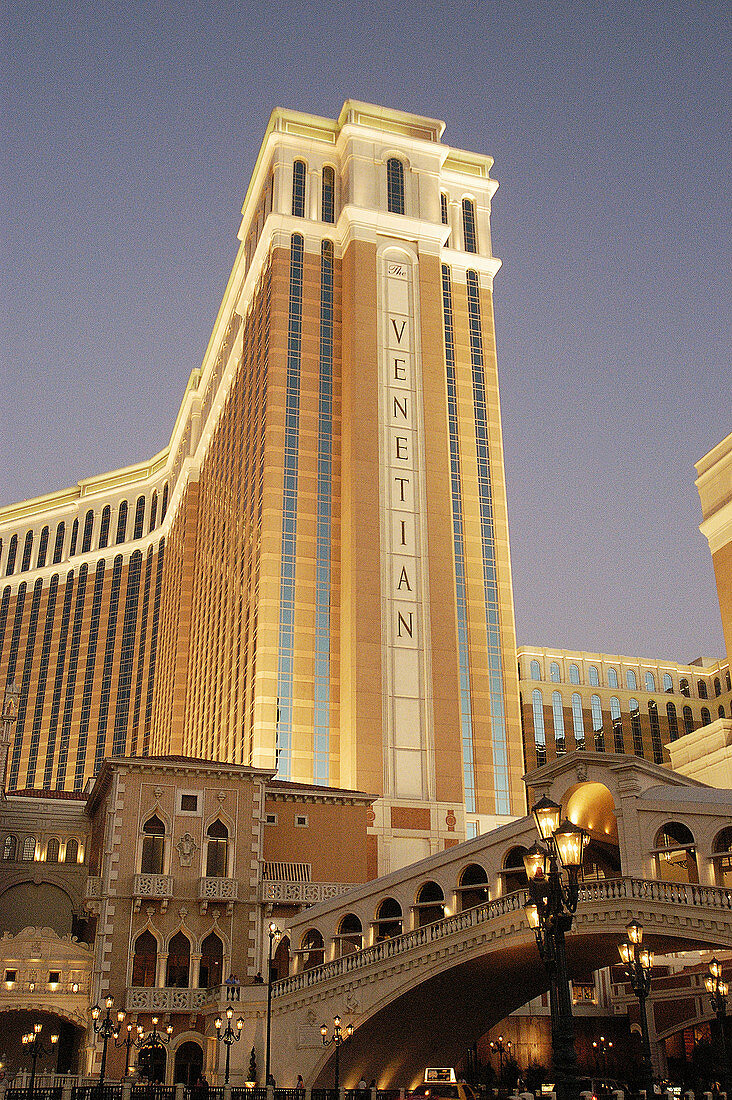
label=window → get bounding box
[69,518,78,556]
[205,820,229,878]
[179,793,198,813]
[321,166,335,223]
[649,701,663,764]
[22,836,36,861]
[457,863,489,911]
[701,707,711,725]
[532,689,546,766]
[48,970,60,985]
[5,535,17,575]
[336,914,363,956]
[141,815,165,874]
[462,198,477,252]
[161,483,169,520]
[607,668,619,689]
[46,838,60,863]
[199,932,223,988]
[36,526,49,568]
[667,701,679,740]
[610,697,624,753]
[571,694,585,749]
[265,813,277,825]
[65,838,79,863]
[374,898,402,942]
[591,695,604,751]
[530,659,541,680]
[712,825,732,888]
[4,969,17,983]
[166,931,191,987]
[301,928,324,969]
[115,501,128,544]
[552,691,566,754]
[679,677,690,697]
[714,677,721,697]
[549,661,561,683]
[589,666,600,687]
[52,522,65,564]
[502,847,528,893]
[683,705,694,736]
[2,835,17,861]
[81,510,94,553]
[626,670,637,690]
[728,672,732,692]
[292,160,306,218]
[663,673,674,692]
[132,930,157,986]
[414,881,445,927]
[98,506,111,549]
[569,664,580,685]
[629,699,643,756]
[440,193,449,224]
[149,491,158,532]
[697,680,708,700]
[133,496,146,539]
[386,158,405,215]
[720,705,726,719]
[655,822,698,884]
[21,531,33,572]
[645,671,656,692]
[295,814,308,827]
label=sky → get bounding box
[1,0,729,661]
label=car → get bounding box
[577,1078,627,1100]
[410,1084,479,1100]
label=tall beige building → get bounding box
[0,103,524,870]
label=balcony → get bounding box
[133,874,174,910]
[260,880,356,906]
[126,986,215,1013]
[198,876,238,913]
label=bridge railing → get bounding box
[273,876,732,998]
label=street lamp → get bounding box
[591,1036,613,1075]
[619,920,654,1100]
[523,796,587,1100]
[113,1014,144,1077]
[136,1017,173,1083]
[22,1024,58,1100]
[265,922,281,1087]
[320,1015,353,1092]
[489,1035,513,1082]
[215,1007,243,1085]
[705,957,729,1091]
[91,996,117,1094]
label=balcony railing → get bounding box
[198,877,238,912]
[260,881,356,905]
[125,986,216,1012]
[132,874,174,910]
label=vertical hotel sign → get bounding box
[379,253,434,801]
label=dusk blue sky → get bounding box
[2,1,729,660]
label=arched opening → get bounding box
[456,863,489,911]
[173,1041,203,1087]
[205,820,229,878]
[300,928,324,970]
[65,838,79,863]
[563,782,621,877]
[199,932,223,989]
[2,834,17,861]
[138,1043,166,1083]
[502,846,528,893]
[711,825,732,888]
[335,913,363,957]
[413,881,445,927]
[374,897,402,942]
[0,881,75,936]
[141,815,166,874]
[655,822,698,884]
[166,931,191,987]
[46,838,60,863]
[272,933,290,981]
[132,930,157,987]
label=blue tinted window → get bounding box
[552,691,565,755]
[626,669,637,690]
[550,661,561,683]
[571,694,585,749]
[462,198,477,253]
[589,666,599,687]
[591,695,604,751]
[532,689,546,767]
[629,698,643,757]
[608,668,619,689]
[663,673,673,692]
[569,664,580,685]
[292,160,306,218]
[321,166,335,223]
[667,701,679,740]
[645,671,656,692]
[530,659,541,680]
[387,158,405,215]
[610,697,624,753]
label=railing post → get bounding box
[224,1085,232,1100]
[121,1079,132,1100]
[62,1078,74,1100]
[175,1084,185,1100]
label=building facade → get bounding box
[0,102,526,868]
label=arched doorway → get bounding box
[138,1045,167,1083]
[563,781,621,878]
[174,1041,203,1086]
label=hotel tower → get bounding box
[0,103,523,871]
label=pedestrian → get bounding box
[233,974,241,1000]
[225,973,235,1001]
[358,1077,368,1100]
[254,972,264,984]
[296,1075,304,1093]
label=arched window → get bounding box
[655,822,698,884]
[629,699,643,757]
[98,506,111,549]
[132,930,158,986]
[141,815,165,874]
[667,701,679,740]
[115,501,128,544]
[414,881,445,927]
[69,518,78,556]
[532,689,546,766]
[166,931,191,987]
[2,835,17,861]
[374,897,402,942]
[645,671,656,692]
[440,192,449,223]
[648,701,663,764]
[701,707,711,726]
[591,695,604,751]
[608,668,619,689]
[81,510,94,553]
[502,846,528,893]
[37,526,49,568]
[335,913,363,956]
[456,863,489,911]
[199,932,223,988]
[679,677,690,698]
[589,666,600,687]
[133,496,146,539]
[65,838,79,863]
[291,160,306,218]
[663,673,674,692]
[571,694,585,749]
[610,697,623,753]
[301,928,324,970]
[549,661,561,683]
[683,705,694,736]
[46,837,60,863]
[530,659,541,680]
[321,166,335,223]
[462,198,477,253]
[22,836,37,861]
[727,672,732,692]
[712,825,732,889]
[720,705,726,719]
[714,677,721,697]
[697,680,708,699]
[161,483,169,520]
[626,670,637,690]
[205,820,229,878]
[552,691,566,754]
[149,491,158,532]
[386,158,405,215]
[5,535,17,576]
[569,664,580,685]
[21,531,33,572]
[52,522,65,564]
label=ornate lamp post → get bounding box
[619,920,654,1100]
[215,1007,243,1085]
[137,1017,172,1082]
[113,1013,144,1077]
[91,996,117,1093]
[705,957,729,1091]
[523,796,587,1100]
[265,922,281,1087]
[591,1036,613,1075]
[320,1015,353,1092]
[22,1024,58,1100]
[489,1036,512,1082]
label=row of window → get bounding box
[140,815,230,878]
[525,658,730,699]
[0,485,169,576]
[131,929,224,989]
[2,834,81,862]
